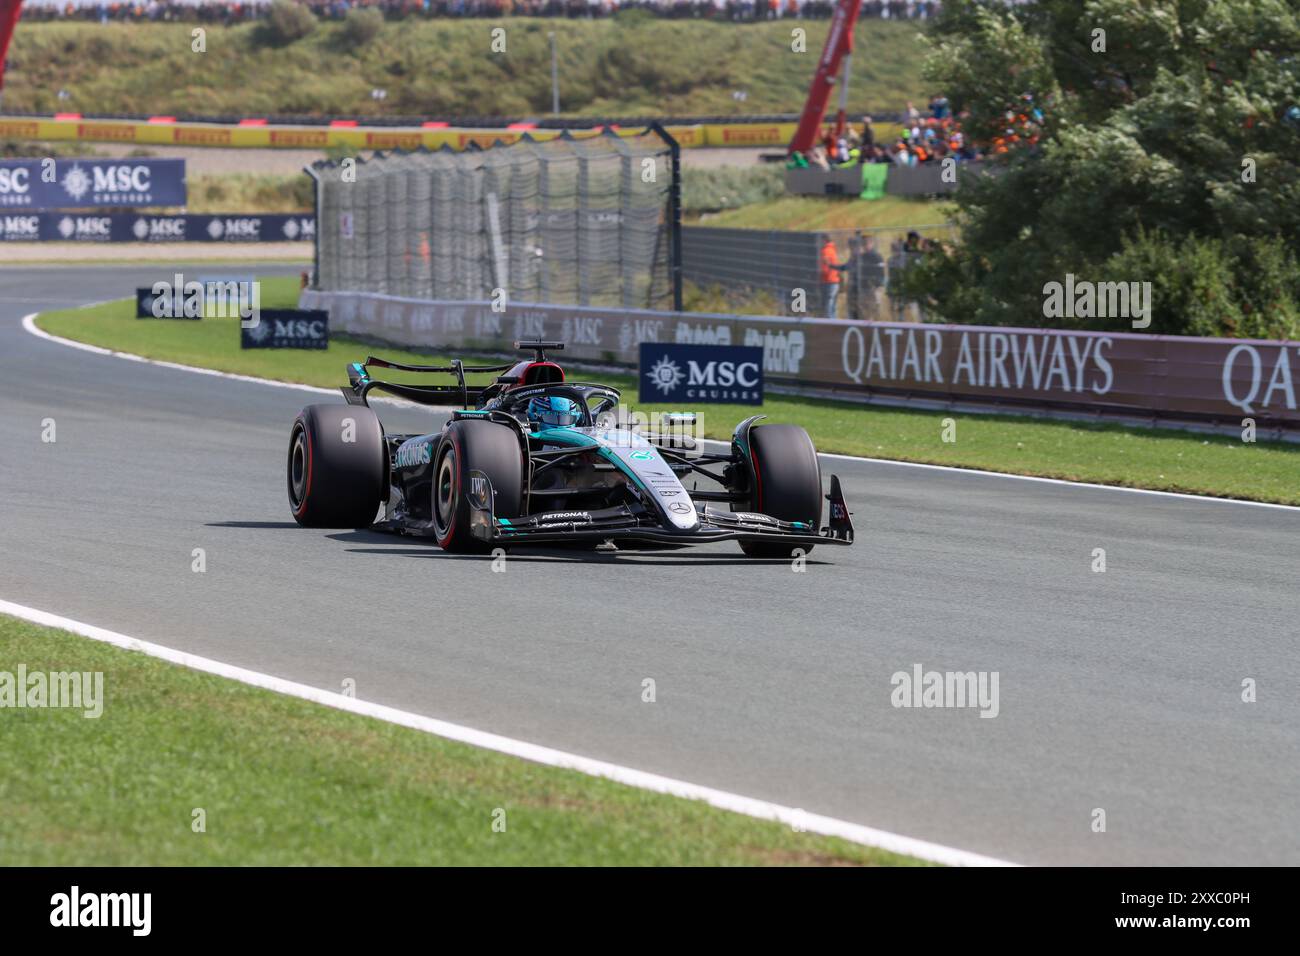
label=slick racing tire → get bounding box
[737,423,823,559]
[431,420,524,553]
[288,404,386,528]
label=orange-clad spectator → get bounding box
[819,236,846,318]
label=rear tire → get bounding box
[431,420,524,553]
[287,404,385,528]
[737,423,822,558]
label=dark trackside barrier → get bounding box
[297,290,1300,434]
[785,161,990,197]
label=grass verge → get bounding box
[33,282,1300,506]
[0,613,914,865]
[185,173,316,214]
[698,194,955,232]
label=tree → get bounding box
[913,0,1300,338]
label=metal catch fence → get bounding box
[310,129,677,310]
[682,223,958,322]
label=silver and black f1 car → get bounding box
[286,341,854,556]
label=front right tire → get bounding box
[737,423,823,558]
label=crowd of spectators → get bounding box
[818,228,943,321]
[18,0,944,24]
[20,2,262,22]
[789,94,987,172]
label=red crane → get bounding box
[0,0,23,109]
[788,0,865,155]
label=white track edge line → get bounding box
[23,311,424,407]
[0,598,1016,867]
[24,309,1297,512]
[24,311,338,397]
[695,439,1300,512]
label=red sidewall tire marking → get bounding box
[292,421,314,520]
[436,432,462,549]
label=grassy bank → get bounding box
[4,19,929,118]
[33,283,1300,505]
[186,173,316,214]
[699,194,954,231]
[0,613,910,865]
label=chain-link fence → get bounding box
[683,223,958,322]
[310,129,677,310]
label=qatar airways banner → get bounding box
[299,291,1300,429]
[0,158,186,209]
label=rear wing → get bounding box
[342,356,513,409]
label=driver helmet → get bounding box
[527,395,582,429]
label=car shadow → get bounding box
[332,536,829,567]
[206,521,302,529]
[342,547,825,566]
[204,525,829,566]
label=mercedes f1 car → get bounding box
[286,341,854,556]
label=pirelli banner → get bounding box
[0,116,709,151]
[0,115,859,152]
[298,291,1300,429]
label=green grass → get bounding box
[0,138,110,158]
[5,19,930,118]
[185,173,316,214]
[684,164,788,215]
[34,280,1300,505]
[699,194,956,232]
[0,614,914,865]
[683,280,784,316]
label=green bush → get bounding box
[342,8,384,49]
[918,0,1300,336]
[263,1,317,46]
[1102,231,1300,340]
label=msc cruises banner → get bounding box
[0,212,315,242]
[0,158,186,209]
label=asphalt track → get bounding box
[2,263,1297,866]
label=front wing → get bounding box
[466,472,855,550]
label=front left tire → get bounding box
[287,404,386,528]
[430,419,525,553]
